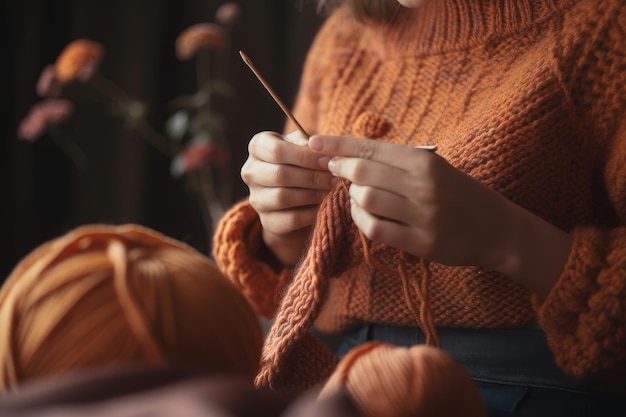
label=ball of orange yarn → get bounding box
[319,342,487,417]
[0,224,263,393]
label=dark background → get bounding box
[2,1,324,279]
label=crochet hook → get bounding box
[239,50,310,139]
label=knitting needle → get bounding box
[239,50,310,139]
[240,50,437,152]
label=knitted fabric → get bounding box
[214,0,626,393]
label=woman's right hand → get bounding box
[241,130,336,266]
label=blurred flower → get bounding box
[55,39,104,84]
[165,110,190,141]
[36,65,58,97]
[171,142,228,177]
[175,23,226,60]
[185,112,226,145]
[20,9,240,236]
[215,3,241,25]
[111,99,148,127]
[18,99,74,142]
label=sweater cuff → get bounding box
[213,200,293,318]
[533,227,606,374]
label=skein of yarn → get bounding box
[319,342,487,417]
[0,224,263,393]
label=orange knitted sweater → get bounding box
[214,0,626,393]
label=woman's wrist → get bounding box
[490,200,573,301]
[262,227,310,268]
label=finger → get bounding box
[241,159,336,190]
[349,183,431,227]
[329,156,435,202]
[260,206,319,235]
[250,131,323,169]
[250,187,329,211]
[309,134,435,172]
[350,201,431,257]
[284,130,309,146]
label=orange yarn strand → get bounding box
[348,181,440,347]
[108,241,167,363]
[419,259,439,346]
[401,255,440,347]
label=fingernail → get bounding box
[327,158,337,174]
[317,156,331,169]
[309,135,324,152]
[350,197,355,207]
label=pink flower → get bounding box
[18,99,74,142]
[175,23,226,60]
[36,65,58,97]
[215,3,241,25]
[55,39,104,84]
[171,142,229,177]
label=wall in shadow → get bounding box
[2,0,325,279]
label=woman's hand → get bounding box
[241,130,336,266]
[308,134,572,299]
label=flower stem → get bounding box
[196,51,212,95]
[198,168,225,230]
[49,126,88,170]
[188,168,225,249]
[89,73,130,102]
[133,118,179,158]
[88,73,179,158]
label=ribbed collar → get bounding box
[360,0,579,57]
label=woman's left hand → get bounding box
[308,135,572,298]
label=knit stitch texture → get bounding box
[214,0,626,393]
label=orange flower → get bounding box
[175,23,226,60]
[215,3,241,25]
[55,39,104,84]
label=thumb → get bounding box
[283,130,309,146]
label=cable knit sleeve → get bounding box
[535,4,626,389]
[212,200,292,318]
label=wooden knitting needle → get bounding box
[240,50,437,152]
[239,50,310,139]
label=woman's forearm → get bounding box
[492,199,573,301]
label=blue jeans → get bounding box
[336,324,626,416]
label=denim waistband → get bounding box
[340,324,599,394]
